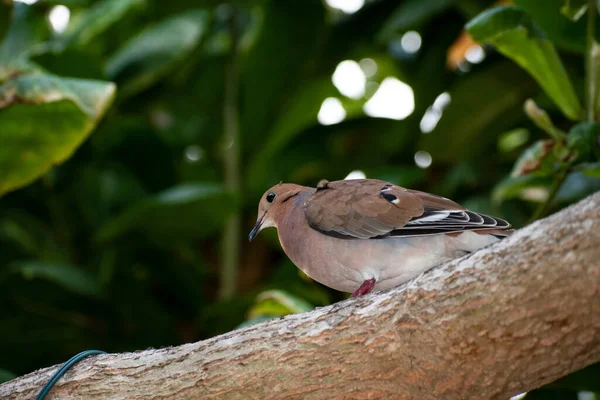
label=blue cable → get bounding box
[36,350,107,400]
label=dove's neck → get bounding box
[276,190,316,265]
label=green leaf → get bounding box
[498,128,530,153]
[0,2,51,62]
[510,139,557,177]
[514,0,595,53]
[466,6,583,120]
[377,0,451,42]
[0,74,115,195]
[577,162,600,177]
[59,0,145,48]
[492,174,552,203]
[556,171,600,202]
[238,290,314,328]
[0,59,43,84]
[523,98,566,141]
[3,261,102,298]
[248,290,313,318]
[566,121,600,163]
[96,183,236,243]
[561,0,588,21]
[105,9,210,98]
[0,73,116,117]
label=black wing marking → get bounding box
[386,209,511,237]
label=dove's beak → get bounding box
[248,215,264,242]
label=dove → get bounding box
[249,179,511,298]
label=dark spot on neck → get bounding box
[281,191,301,203]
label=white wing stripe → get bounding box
[406,210,467,225]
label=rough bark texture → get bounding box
[2,193,600,400]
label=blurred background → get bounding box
[0,0,599,397]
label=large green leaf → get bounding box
[466,6,583,120]
[96,183,236,243]
[0,59,42,84]
[0,74,115,195]
[105,9,209,98]
[3,260,102,298]
[514,0,600,52]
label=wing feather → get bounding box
[303,179,511,239]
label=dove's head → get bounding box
[248,183,306,241]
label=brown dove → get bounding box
[249,179,512,298]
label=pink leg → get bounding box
[350,278,376,298]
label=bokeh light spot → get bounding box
[318,97,346,125]
[363,77,414,120]
[326,0,364,14]
[344,170,366,180]
[359,58,378,78]
[49,5,70,33]
[184,145,204,163]
[333,60,366,99]
[414,151,432,169]
[465,45,486,64]
[401,31,422,54]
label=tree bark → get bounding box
[2,192,600,400]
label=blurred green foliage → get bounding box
[0,0,598,396]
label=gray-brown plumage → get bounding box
[249,179,512,297]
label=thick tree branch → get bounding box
[2,192,600,400]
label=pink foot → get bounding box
[350,278,376,298]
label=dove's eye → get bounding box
[266,192,276,203]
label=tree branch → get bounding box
[3,193,600,400]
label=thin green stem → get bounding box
[530,169,568,223]
[220,6,241,300]
[586,0,597,121]
[529,170,567,223]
